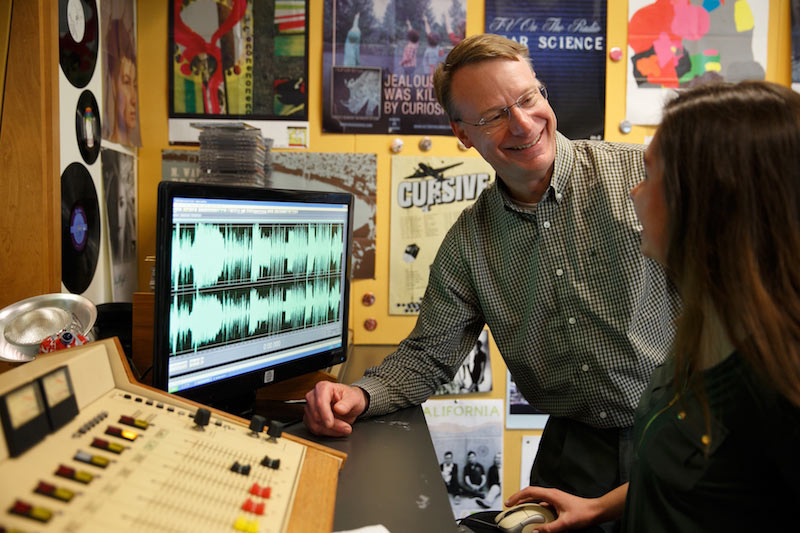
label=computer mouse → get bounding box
[494,503,555,533]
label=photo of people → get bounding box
[422,398,503,519]
[101,0,141,147]
[322,0,467,134]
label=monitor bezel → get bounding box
[152,181,352,412]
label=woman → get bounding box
[505,80,800,532]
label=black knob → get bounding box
[267,420,284,439]
[193,408,211,427]
[249,415,266,434]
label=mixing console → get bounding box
[0,338,344,532]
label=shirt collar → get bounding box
[496,131,573,212]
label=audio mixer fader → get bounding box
[0,338,345,532]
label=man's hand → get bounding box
[303,381,368,437]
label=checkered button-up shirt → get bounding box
[356,132,678,429]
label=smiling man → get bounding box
[303,34,678,533]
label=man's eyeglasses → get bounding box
[456,85,548,130]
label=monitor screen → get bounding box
[152,181,352,414]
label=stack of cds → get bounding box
[193,122,271,187]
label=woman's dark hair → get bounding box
[658,80,800,409]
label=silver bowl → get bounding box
[0,294,97,362]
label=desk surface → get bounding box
[288,406,459,533]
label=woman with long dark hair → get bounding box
[507,80,800,532]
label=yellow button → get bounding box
[91,455,110,467]
[134,419,149,429]
[30,505,53,522]
[701,434,711,446]
[74,470,93,483]
[108,442,125,453]
[246,519,259,533]
[234,516,249,532]
[120,429,138,441]
[53,487,75,501]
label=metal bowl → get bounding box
[0,294,97,362]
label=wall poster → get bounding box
[168,0,310,148]
[433,330,493,396]
[101,148,138,302]
[389,156,493,315]
[322,0,466,135]
[422,398,504,519]
[270,152,377,279]
[484,0,607,141]
[102,0,141,147]
[505,372,548,430]
[627,0,768,124]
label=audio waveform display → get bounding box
[169,277,342,355]
[171,222,345,290]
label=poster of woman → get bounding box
[101,0,141,147]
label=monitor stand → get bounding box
[198,389,258,419]
[252,370,338,424]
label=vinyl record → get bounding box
[61,162,100,294]
[75,90,101,164]
[59,0,99,89]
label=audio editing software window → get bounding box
[166,196,349,393]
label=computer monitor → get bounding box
[152,181,353,415]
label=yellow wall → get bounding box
[136,0,793,501]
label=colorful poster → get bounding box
[484,0,607,140]
[101,148,138,302]
[422,399,504,518]
[389,156,494,315]
[270,152,377,279]
[102,0,141,147]
[627,0,768,124]
[433,330,493,396]
[168,0,310,147]
[322,0,467,135]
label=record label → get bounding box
[75,90,101,164]
[61,162,100,294]
[59,0,98,88]
[66,0,86,43]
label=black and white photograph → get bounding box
[422,398,503,519]
[101,148,137,301]
[434,329,492,396]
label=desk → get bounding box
[289,406,459,533]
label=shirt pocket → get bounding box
[644,404,729,491]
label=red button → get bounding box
[56,465,75,478]
[11,500,32,515]
[35,481,55,495]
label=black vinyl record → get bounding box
[61,162,100,294]
[75,90,101,164]
[59,0,99,89]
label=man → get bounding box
[477,452,502,509]
[439,451,461,499]
[460,450,487,498]
[304,34,676,533]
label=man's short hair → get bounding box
[433,33,532,119]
